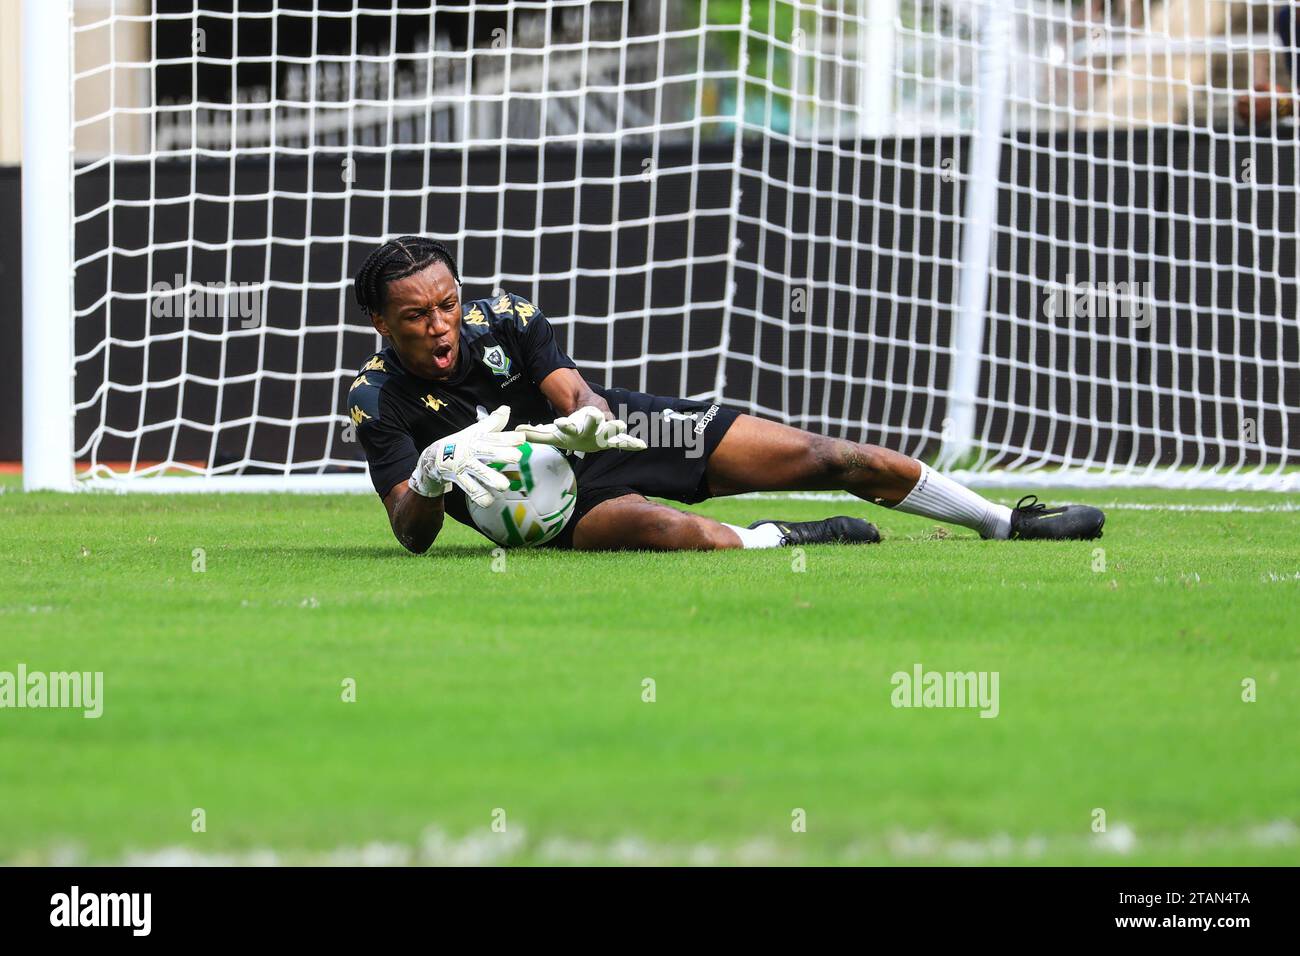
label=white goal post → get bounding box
[21,0,1300,493]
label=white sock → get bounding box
[893,462,1012,540]
[723,522,786,549]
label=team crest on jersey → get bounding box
[481,345,512,377]
[422,394,447,412]
[464,305,487,326]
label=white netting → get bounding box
[69,0,740,487]
[54,0,1300,490]
[727,0,1298,490]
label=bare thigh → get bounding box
[705,413,920,503]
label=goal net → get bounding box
[22,0,1299,492]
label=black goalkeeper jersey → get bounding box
[348,292,581,526]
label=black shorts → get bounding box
[543,388,742,549]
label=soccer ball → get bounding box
[467,442,578,547]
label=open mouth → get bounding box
[431,341,455,370]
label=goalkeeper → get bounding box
[348,236,1104,552]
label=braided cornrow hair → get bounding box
[353,236,461,316]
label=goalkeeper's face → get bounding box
[372,262,462,379]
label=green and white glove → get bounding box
[409,405,526,507]
[518,405,647,453]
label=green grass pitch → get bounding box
[1,478,1297,865]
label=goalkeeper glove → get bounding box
[518,405,647,453]
[409,405,526,507]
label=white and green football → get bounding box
[468,442,578,547]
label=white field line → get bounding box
[12,819,1296,867]
[733,492,1300,513]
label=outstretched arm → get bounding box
[382,480,445,554]
[538,367,612,419]
[524,368,646,452]
[380,405,524,554]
